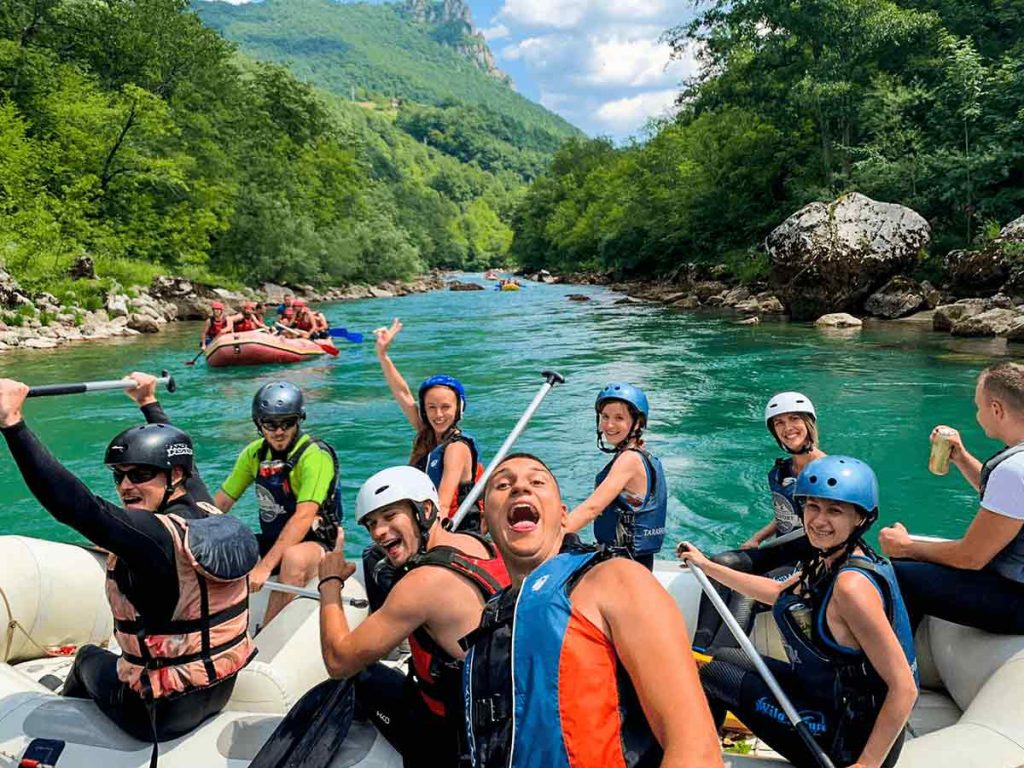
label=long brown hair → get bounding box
[410,424,459,466]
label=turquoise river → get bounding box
[0,278,1018,556]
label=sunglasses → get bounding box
[112,467,162,485]
[260,417,299,432]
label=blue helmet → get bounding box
[794,455,879,516]
[418,375,467,421]
[596,383,649,420]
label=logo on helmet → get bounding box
[166,443,194,458]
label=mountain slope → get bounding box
[196,0,580,162]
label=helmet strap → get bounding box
[595,410,639,454]
[413,500,438,552]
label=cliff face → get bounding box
[401,0,511,84]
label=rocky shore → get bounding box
[0,265,445,353]
[522,193,1024,342]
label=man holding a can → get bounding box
[880,361,1024,634]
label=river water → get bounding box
[0,278,1017,555]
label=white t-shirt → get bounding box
[981,451,1024,520]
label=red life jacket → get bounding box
[293,315,314,332]
[234,317,258,333]
[208,316,229,337]
[404,534,510,717]
[106,512,256,699]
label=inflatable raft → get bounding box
[205,331,329,368]
[0,536,1021,767]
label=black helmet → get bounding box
[252,381,306,425]
[104,423,194,475]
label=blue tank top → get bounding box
[593,449,667,556]
[768,457,803,535]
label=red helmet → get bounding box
[211,301,224,311]
[282,308,294,318]
[294,298,307,308]
[243,301,256,311]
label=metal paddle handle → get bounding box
[263,580,369,609]
[448,370,566,531]
[685,561,836,768]
[27,370,176,398]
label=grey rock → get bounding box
[767,193,930,320]
[814,312,863,328]
[127,314,161,333]
[68,254,96,280]
[672,295,701,309]
[566,294,591,302]
[950,308,1022,337]
[448,281,485,292]
[736,316,761,325]
[933,299,987,332]
[759,296,786,314]
[722,287,751,306]
[865,276,926,319]
[944,248,1008,296]
[368,286,395,299]
[105,294,129,318]
[21,337,59,349]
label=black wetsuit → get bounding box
[0,403,235,742]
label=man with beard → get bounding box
[462,454,722,768]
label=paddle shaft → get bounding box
[263,580,368,609]
[449,370,566,530]
[27,370,176,398]
[686,562,836,768]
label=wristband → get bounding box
[318,575,345,591]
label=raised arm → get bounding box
[935,425,982,491]
[374,318,421,429]
[566,450,644,533]
[831,571,917,768]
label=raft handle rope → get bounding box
[0,585,76,663]
[685,561,837,768]
[449,370,566,531]
[26,370,176,399]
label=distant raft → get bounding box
[205,330,330,367]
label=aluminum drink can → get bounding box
[929,427,955,476]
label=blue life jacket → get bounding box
[768,457,803,536]
[255,435,341,547]
[979,443,1024,583]
[593,448,667,556]
[772,552,918,761]
[414,430,483,530]
[462,548,660,768]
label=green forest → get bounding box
[0,0,575,305]
[513,0,1024,281]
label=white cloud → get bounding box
[594,89,679,134]
[581,37,682,88]
[481,23,510,41]
[499,0,590,29]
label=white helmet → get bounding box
[764,391,816,426]
[355,466,440,526]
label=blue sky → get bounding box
[467,0,696,140]
[205,0,697,140]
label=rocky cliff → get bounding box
[401,0,510,84]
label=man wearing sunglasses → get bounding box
[215,381,342,625]
[0,373,258,745]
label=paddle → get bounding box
[328,327,363,344]
[263,580,367,609]
[185,347,204,367]
[448,370,566,531]
[249,678,356,768]
[27,370,176,399]
[684,560,837,768]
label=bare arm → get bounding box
[746,519,779,548]
[374,318,420,429]
[320,570,432,679]
[831,572,917,768]
[257,500,319,573]
[596,562,724,768]
[213,489,236,513]
[566,451,643,533]
[436,440,471,518]
[677,543,797,605]
[881,508,1022,569]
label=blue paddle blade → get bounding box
[328,327,363,343]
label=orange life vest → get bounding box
[106,512,256,699]
[233,317,259,333]
[208,316,229,337]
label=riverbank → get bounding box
[0,269,446,353]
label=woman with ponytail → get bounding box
[679,456,918,768]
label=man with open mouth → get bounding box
[462,453,722,768]
[317,465,509,768]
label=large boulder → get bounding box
[814,312,863,328]
[865,276,927,319]
[944,248,1008,296]
[68,255,95,280]
[448,281,484,292]
[932,299,988,332]
[127,314,161,333]
[950,308,1023,337]
[149,275,195,300]
[105,293,129,318]
[0,269,31,308]
[767,193,930,320]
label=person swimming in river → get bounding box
[679,455,919,768]
[690,391,825,652]
[565,383,667,569]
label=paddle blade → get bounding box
[317,342,340,357]
[328,327,363,343]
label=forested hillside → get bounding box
[512,0,1024,280]
[0,0,577,306]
